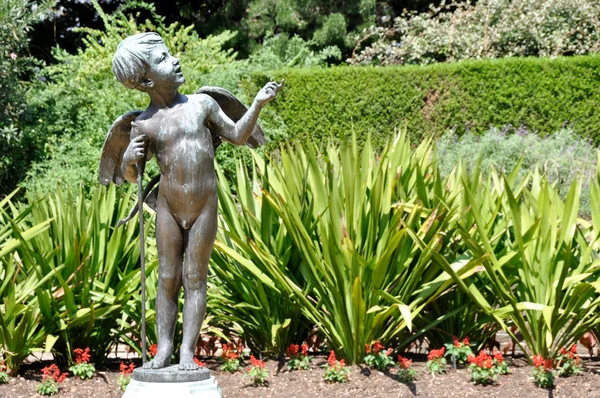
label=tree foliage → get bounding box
[18,2,236,197]
[0,0,53,195]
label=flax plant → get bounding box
[0,189,57,375]
[15,184,157,363]
[426,166,600,360]
[418,159,526,348]
[209,161,310,354]
[255,133,463,363]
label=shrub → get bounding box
[444,337,473,366]
[244,355,269,386]
[492,351,510,375]
[68,348,95,380]
[249,55,600,149]
[532,355,555,388]
[426,348,447,375]
[351,0,600,66]
[0,189,55,375]
[426,161,600,361]
[36,364,68,396]
[220,344,242,373]
[286,344,311,371]
[323,351,350,383]
[0,184,156,372]
[118,362,134,391]
[0,359,8,383]
[19,1,237,197]
[0,0,53,194]
[466,350,500,385]
[436,128,598,217]
[556,345,583,377]
[364,341,395,371]
[396,355,417,383]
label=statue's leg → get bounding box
[144,198,183,369]
[179,192,218,370]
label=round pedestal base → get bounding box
[122,376,222,398]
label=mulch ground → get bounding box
[3,354,600,398]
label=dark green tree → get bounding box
[0,0,53,195]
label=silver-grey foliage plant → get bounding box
[435,127,598,216]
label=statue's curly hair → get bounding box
[112,32,164,90]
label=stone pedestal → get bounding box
[122,366,222,398]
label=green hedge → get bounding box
[248,55,600,147]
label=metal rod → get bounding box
[137,162,147,365]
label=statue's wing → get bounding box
[196,86,266,150]
[98,110,143,186]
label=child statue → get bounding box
[98,32,282,371]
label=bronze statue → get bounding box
[98,32,282,371]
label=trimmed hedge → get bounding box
[247,55,600,147]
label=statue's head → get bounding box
[112,32,185,91]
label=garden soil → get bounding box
[2,354,600,398]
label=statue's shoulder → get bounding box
[188,92,215,106]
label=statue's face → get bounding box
[145,42,185,89]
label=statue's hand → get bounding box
[254,80,284,107]
[123,135,146,165]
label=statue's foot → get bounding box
[178,353,200,371]
[142,346,172,369]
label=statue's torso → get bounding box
[138,95,217,228]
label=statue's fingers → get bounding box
[276,79,285,91]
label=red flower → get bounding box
[570,344,577,355]
[386,348,393,356]
[74,347,91,364]
[544,359,554,370]
[453,338,461,348]
[483,358,493,369]
[286,344,300,357]
[467,350,495,369]
[57,372,68,383]
[301,344,309,356]
[41,364,67,383]
[365,344,371,354]
[339,359,346,367]
[194,357,206,367]
[493,350,504,363]
[427,347,445,361]
[119,362,135,375]
[249,355,266,369]
[372,341,384,354]
[397,355,412,369]
[560,346,568,355]
[148,344,157,357]
[327,351,337,367]
[221,344,239,361]
[532,355,544,367]
[0,360,5,372]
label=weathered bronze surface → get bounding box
[99,32,282,371]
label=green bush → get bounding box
[247,55,600,147]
